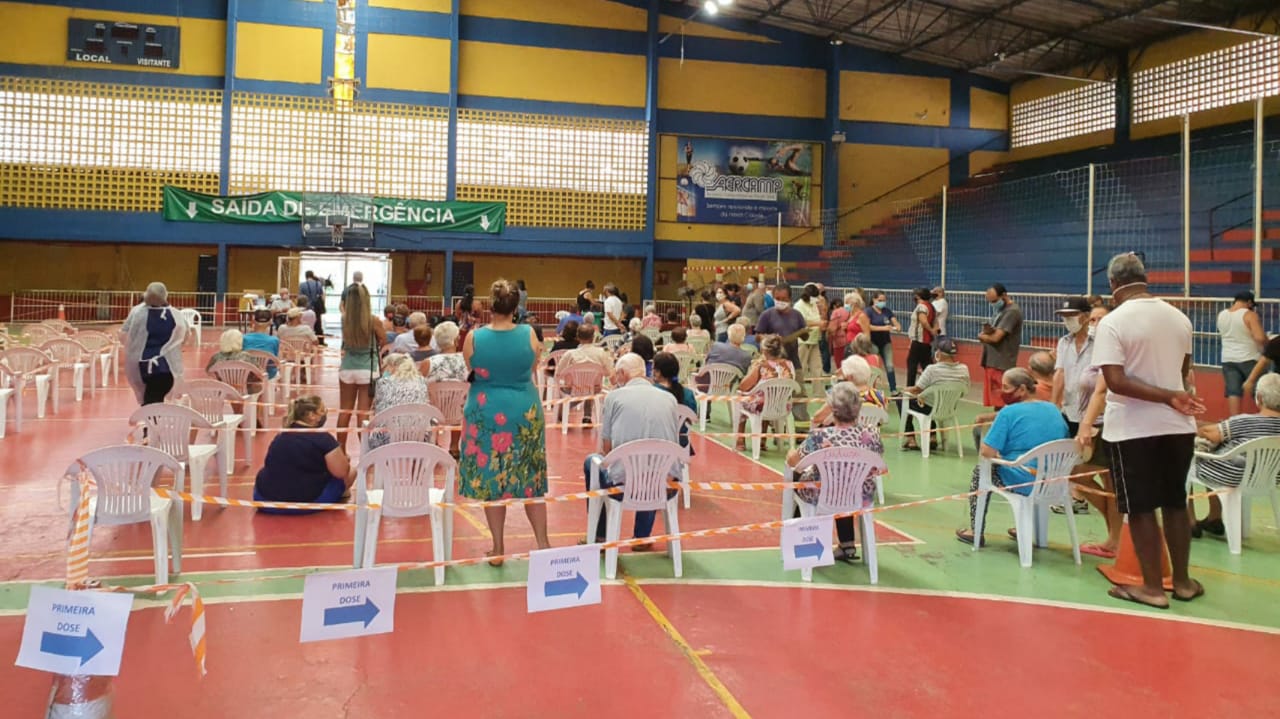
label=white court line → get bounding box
[90,551,256,564]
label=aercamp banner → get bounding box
[674,137,815,227]
[161,186,506,234]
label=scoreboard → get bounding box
[67,19,181,69]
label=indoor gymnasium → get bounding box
[2,0,1280,716]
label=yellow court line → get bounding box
[454,504,493,539]
[621,572,752,719]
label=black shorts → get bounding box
[1109,433,1195,514]
[1067,420,1113,468]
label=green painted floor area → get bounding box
[5,396,1277,631]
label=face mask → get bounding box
[315,412,328,426]
[774,301,790,311]
[716,293,726,301]
[844,304,851,312]
[874,301,886,310]
[1000,390,1021,406]
[1087,325,1096,339]
[1062,316,1083,334]
[991,299,1005,310]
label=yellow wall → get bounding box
[462,0,645,31]
[459,41,646,107]
[660,59,825,118]
[840,71,949,127]
[234,22,323,84]
[455,254,643,299]
[0,242,214,294]
[970,87,1008,131]
[366,34,450,94]
[390,252,445,297]
[0,2,225,77]
[654,134,824,247]
[373,0,452,12]
[838,143,948,234]
[969,150,1007,177]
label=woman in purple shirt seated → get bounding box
[253,395,356,514]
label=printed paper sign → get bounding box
[781,515,836,571]
[527,544,602,613]
[16,586,132,676]
[300,567,397,643]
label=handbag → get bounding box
[367,339,377,399]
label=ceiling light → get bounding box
[703,0,718,14]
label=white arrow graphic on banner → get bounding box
[479,215,490,231]
[184,202,198,219]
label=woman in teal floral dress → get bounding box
[461,279,551,564]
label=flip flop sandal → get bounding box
[835,545,859,563]
[1006,528,1018,540]
[1080,543,1117,559]
[1172,579,1205,602]
[954,529,985,547]
[1108,584,1168,610]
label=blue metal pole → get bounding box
[446,0,460,201]
[218,0,239,196]
[642,0,659,301]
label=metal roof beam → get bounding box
[967,0,1170,72]
[754,0,799,21]
[834,0,909,34]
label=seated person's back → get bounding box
[704,324,752,374]
[983,378,1068,494]
[253,396,355,512]
[277,308,317,344]
[562,323,614,374]
[242,309,281,378]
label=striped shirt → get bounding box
[1195,415,1280,488]
[915,361,971,390]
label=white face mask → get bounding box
[1087,325,1096,338]
[774,301,790,311]
[1062,316,1083,334]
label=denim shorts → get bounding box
[1222,360,1257,397]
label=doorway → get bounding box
[287,251,393,337]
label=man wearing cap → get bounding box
[277,307,318,345]
[931,287,949,337]
[242,308,281,379]
[1052,297,1095,433]
[900,336,971,451]
[1217,290,1266,416]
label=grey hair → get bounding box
[407,312,427,328]
[850,333,874,356]
[1028,351,1056,378]
[218,329,243,354]
[629,317,642,332]
[728,323,746,343]
[382,353,419,380]
[829,382,863,424]
[1003,367,1037,393]
[433,321,459,349]
[839,354,872,388]
[616,352,645,379]
[644,304,657,315]
[689,314,702,328]
[1107,253,1147,285]
[1256,373,1280,412]
[145,282,168,304]
[352,271,364,283]
[845,292,864,309]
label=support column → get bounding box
[824,42,841,248]
[216,243,229,326]
[1114,51,1132,146]
[443,249,455,307]
[947,74,972,188]
[446,0,460,201]
[218,0,239,196]
[643,0,660,289]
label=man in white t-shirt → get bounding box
[931,286,949,337]
[601,283,624,337]
[1089,253,1205,609]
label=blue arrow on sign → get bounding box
[544,572,590,599]
[793,539,825,560]
[40,628,104,666]
[323,598,380,628]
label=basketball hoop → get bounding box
[328,215,347,246]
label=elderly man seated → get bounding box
[901,337,971,451]
[242,308,280,379]
[561,323,614,375]
[390,312,436,354]
[582,353,680,549]
[693,323,752,392]
[277,307,318,344]
[1188,373,1280,538]
[1028,350,1056,401]
[956,368,1068,546]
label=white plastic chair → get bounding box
[897,381,967,458]
[743,343,760,358]
[670,350,699,384]
[600,335,625,353]
[554,362,607,435]
[972,438,1082,568]
[206,360,266,467]
[362,403,445,453]
[20,324,58,346]
[74,330,116,391]
[67,445,185,585]
[586,439,687,580]
[786,446,887,583]
[857,404,890,504]
[39,319,74,335]
[675,405,698,509]
[427,380,469,448]
[540,349,570,405]
[0,385,12,439]
[688,336,711,357]
[736,378,800,460]
[697,363,743,431]
[353,442,456,586]
[640,328,660,343]
[182,378,247,472]
[0,347,53,423]
[129,404,223,521]
[279,337,317,396]
[179,309,202,348]
[1188,436,1280,555]
[40,338,90,411]
[244,350,282,417]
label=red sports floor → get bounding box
[2,343,1277,716]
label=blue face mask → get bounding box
[844,304,851,312]
[991,299,1005,311]
[874,301,887,310]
